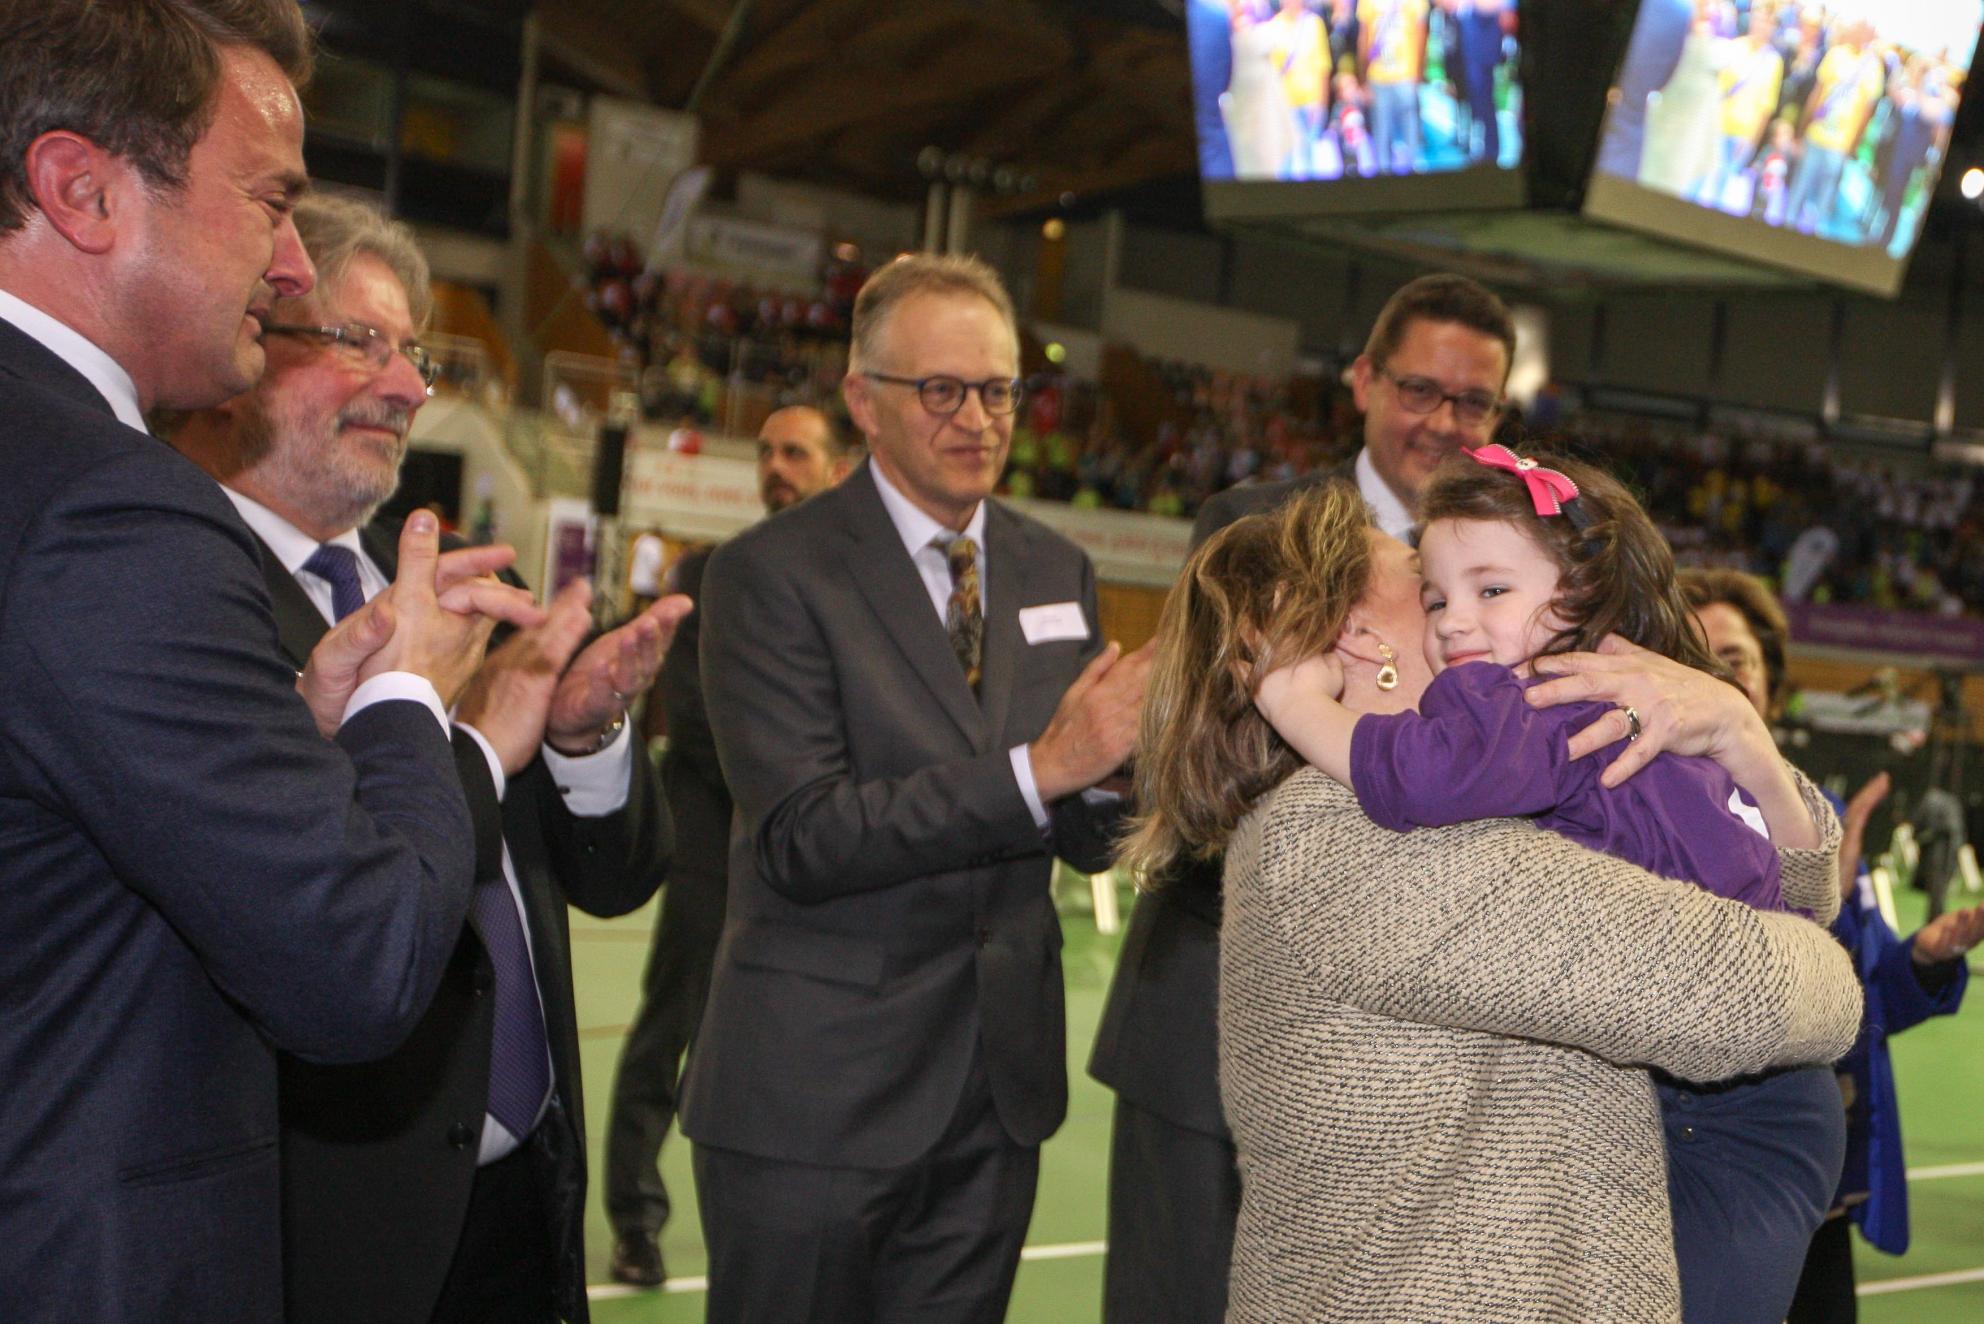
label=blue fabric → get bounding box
[1821,784,1969,1254]
[302,542,365,623]
[1659,1065,1846,1324]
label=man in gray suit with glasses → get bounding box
[682,252,1151,1323]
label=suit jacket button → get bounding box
[448,1121,476,1149]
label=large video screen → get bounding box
[1191,0,1525,213]
[1585,0,1978,295]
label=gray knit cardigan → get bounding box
[1219,767,1862,1324]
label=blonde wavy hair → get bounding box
[1118,481,1374,883]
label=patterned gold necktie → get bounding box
[941,534,983,693]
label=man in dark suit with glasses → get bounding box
[168,191,681,1324]
[682,253,1150,1323]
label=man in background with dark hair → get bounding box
[168,191,684,1324]
[0,3,541,1320]
[603,403,856,1288]
[1090,270,1514,1324]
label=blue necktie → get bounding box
[470,878,552,1140]
[301,543,366,623]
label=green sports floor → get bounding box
[570,880,1984,1323]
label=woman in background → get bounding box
[1681,567,1983,1324]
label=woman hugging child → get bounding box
[1256,443,1846,1324]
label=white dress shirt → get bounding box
[1355,446,1419,542]
[0,287,148,434]
[224,488,634,1162]
[869,461,1055,829]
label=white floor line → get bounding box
[586,1240,1110,1301]
[589,1278,709,1300]
[587,1161,1984,1302]
[1858,1264,1984,1296]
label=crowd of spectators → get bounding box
[576,232,1984,618]
[579,230,865,426]
[1557,414,1984,618]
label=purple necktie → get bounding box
[301,543,366,623]
[469,875,552,1140]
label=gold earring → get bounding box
[1376,643,1400,692]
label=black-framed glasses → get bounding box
[862,372,1024,416]
[264,321,439,388]
[1377,369,1501,427]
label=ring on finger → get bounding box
[1622,705,1643,743]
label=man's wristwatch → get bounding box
[556,710,626,756]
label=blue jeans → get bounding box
[1659,1065,1846,1324]
[1785,145,1847,234]
[1370,81,1421,174]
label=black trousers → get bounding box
[430,1142,556,1324]
[602,752,731,1237]
[1787,1213,1859,1324]
[693,1059,1038,1324]
[1102,1096,1239,1324]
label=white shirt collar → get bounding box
[217,486,367,578]
[1354,447,1417,542]
[869,458,989,558]
[0,287,147,434]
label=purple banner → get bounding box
[1784,601,1984,662]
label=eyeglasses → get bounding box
[263,321,439,388]
[1377,369,1501,427]
[862,372,1024,416]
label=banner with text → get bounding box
[1786,601,1984,665]
[620,449,1193,587]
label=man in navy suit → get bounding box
[168,192,684,1324]
[0,4,541,1321]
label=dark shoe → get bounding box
[610,1231,666,1288]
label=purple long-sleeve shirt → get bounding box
[1350,662,1783,912]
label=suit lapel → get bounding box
[838,466,984,746]
[976,504,1028,747]
[0,316,121,419]
[360,521,398,579]
[253,533,334,671]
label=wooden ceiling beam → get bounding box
[960,79,1088,161]
[663,0,733,35]
[976,132,1197,219]
[703,38,1045,164]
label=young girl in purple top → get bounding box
[1260,443,1845,1324]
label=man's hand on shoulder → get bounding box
[1029,639,1155,803]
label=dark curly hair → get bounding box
[1418,447,1727,679]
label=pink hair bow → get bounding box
[1468,444,1588,525]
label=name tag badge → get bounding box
[1019,601,1090,645]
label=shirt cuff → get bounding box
[540,722,635,817]
[453,722,509,801]
[1009,744,1051,832]
[342,672,449,737]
